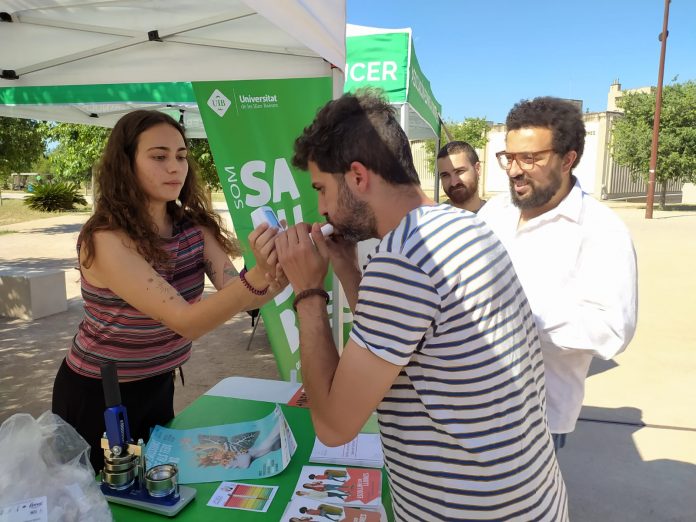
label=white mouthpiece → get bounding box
[320,223,334,237]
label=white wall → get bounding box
[483,129,509,194]
[573,118,599,195]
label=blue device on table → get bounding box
[99,363,196,517]
[102,363,131,451]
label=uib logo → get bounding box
[207,89,231,117]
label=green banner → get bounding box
[345,32,409,102]
[406,41,441,137]
[345,30,442,139]
[0,82,195,105]
[192,78,332,381]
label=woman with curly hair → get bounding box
[52,110,284,472]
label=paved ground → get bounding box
[1,200,695,520]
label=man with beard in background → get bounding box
[436,141,486,213]
[478,96,638,452]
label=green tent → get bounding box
[345,24,442,141]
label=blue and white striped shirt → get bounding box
[350,204,568,521]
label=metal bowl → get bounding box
[144,464,179,498]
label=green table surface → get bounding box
[109,395,393,520]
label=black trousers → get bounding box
[52,359,175,473]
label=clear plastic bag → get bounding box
[0,411,112,521]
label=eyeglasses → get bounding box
[495,149,554,171]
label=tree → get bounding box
[611,80,696,208]
[0,117,45,189]
[189,138,221,191]
[424,117,490,163]
[32,155,55,176]
[42,122,110,185]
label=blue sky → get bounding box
[347,0,696,124]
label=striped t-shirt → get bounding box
[67,220,206,380]
[350,205,568,521]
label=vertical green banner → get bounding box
[192,78,332,381]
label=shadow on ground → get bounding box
[1,257,79,272]
[0,294,280,424]
[561,405,696,521]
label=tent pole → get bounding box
[331,65,346,352]
[434,134,441,203]
[400,104,409,138]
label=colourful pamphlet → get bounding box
[280,497,385,522]
[145,405,296,484]
[291,465,382,507]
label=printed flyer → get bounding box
[206,482,278,513]
[145,405,296,484]
[281,497,384,522]
[291,466,382,507]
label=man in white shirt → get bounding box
[436,141,486,213]
[478,96,638,450]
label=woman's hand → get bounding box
[248,223,280,279]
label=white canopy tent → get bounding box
[0,0,349,359]
[0,0,345,135]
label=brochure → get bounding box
[206,482,278,512]
[309,434,383,468]
[280,497,384,522]
[291,466,382,507]
[145,405,296,484]
[287,386,309,408]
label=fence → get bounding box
[411,140,436,196]
[604,160,683,200]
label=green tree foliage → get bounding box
[24,181,87,212]
[424,117,490,162]
[189,138,221,191]
[0,117,45,188]
[611,81,696,206]
[32,155,55,176]
[42,122,110,184]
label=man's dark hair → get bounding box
[293,88,419,185]
[437,140,479,165]
[506,96,585,170]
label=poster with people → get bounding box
[145,405,296,483]
[281,497,384,522]
[291,466,382,507]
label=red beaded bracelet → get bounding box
[239,267,268,296]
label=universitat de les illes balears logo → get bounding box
[207,89,231,117]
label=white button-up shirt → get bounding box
[479,180,638,434]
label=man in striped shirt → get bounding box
[274,90,568,521]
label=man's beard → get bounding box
[331,179,377,243]
[445,182,475,205]
[509,168,563,209]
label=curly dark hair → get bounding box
[437,140,479,165]
[292,88,419,185]
[506,97,585,171]
[80,110,240,268]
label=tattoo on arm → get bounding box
[204,260,217,283]
[222,262,239,286]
